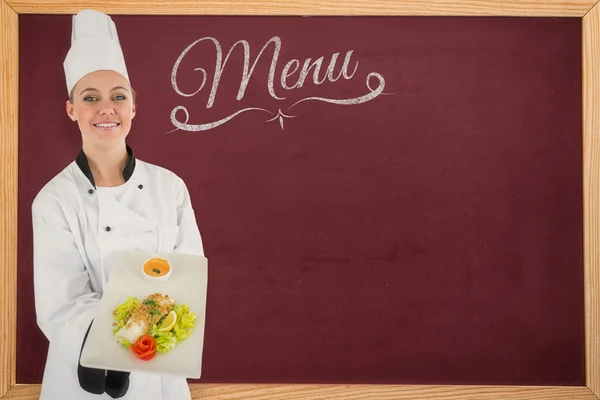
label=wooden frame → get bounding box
[1,0,599,398]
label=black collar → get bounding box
[76,145,136,189]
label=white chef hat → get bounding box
[63,9,130,94]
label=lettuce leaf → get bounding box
[113,297,139,323]
[173,304,197,341]
[149,304,197,353]
[112,297,139,334]
[150,325,178,353]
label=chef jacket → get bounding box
[32,147,204,400]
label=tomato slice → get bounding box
[136,337,151,352]
[130,345,156,361]
[130,335,157,361]
[137,348,155,359]
[138,350,156,361]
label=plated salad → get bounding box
[112,293,196,361]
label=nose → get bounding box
[98,99,115,115]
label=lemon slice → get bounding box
[158,310,177,332]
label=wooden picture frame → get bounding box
[1,1,599,398]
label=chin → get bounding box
[85,132,129,148]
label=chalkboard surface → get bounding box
[17,15,584,385]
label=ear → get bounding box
[131,103,136,120]
[66,100,77,122]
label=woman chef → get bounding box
[32,9,203,400]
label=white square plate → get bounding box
[80,251,208,378]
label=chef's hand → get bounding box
[105,369,131,398]
[77,320,131,398]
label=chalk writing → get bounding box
[170,36,386,131]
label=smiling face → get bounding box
[66,70,136,150]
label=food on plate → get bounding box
[114,293,174,345]
[142,257,172,283]
[130,335,157,361]
[112,293,197,359]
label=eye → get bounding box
[113,94,127,101]
[83,96,98,102]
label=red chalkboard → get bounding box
[18,15,584,385]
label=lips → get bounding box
[93,122,120,128]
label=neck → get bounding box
[82,142,129,187]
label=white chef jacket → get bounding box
[32,148,204,400]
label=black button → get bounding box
[88,189,94,194]
[105,226,111,232]
[138,184,143,189]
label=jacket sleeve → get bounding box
[173,177,205,256]
[32,191,101,365]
